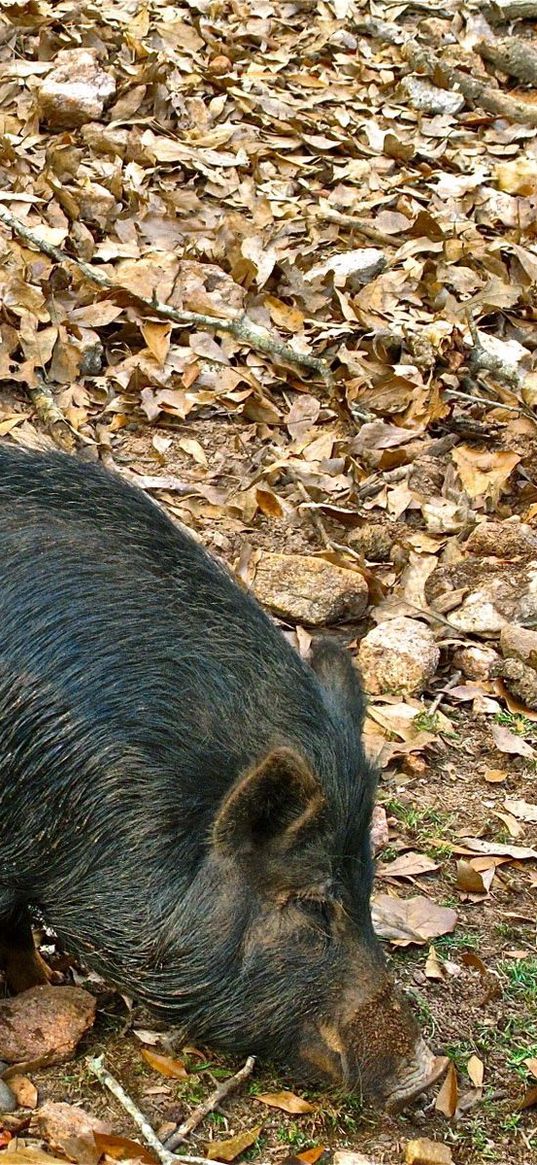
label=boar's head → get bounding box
[157,641,443,1109]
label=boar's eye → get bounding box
[298,897,333,936]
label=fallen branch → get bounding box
[479,0,537,21]
[403,41,537,127]
[353,18,537,127]
[164,1056,256,1151]
[88,1055,257,1165]
[477,36,537,84]
[0,204,332,384]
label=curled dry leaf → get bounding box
[256,1091,315,1113]
[372,895,457,946]
[6,1074,37,1108]
[425,946,447,981]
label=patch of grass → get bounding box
[508,1042,537,1080]
[494,710,537,744]
[383,799,452,844]
[498,957,537,1003]
[276,1123,315,1149]
[413,711,441,733]
[435,931,480,953]
[465,1118,500,1161]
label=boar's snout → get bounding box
[306,975,446,1110]
[343,979,446,1108]
[380,1039,447,1112]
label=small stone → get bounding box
[453,645,499,681]
[306,247,385,288]
[425,559,537,637]
[36,1101,113,1165]
[252,553,368,626]
[348,522,403,562]
[358,617,439,697]
[38,49,116,130]
[501,624,537,668]
[0,1080,17,1114]
[208,55,232,74]
[333,1153,380,1165]
[405,1138,453,1165]
[0,986,96,1066]
[466,520,537,562]
[497,625,537,710]
[400,76,464,116]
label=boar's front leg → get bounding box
[0,905,54,993]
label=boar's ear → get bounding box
[213,747,326,862]
[309,638,365,727]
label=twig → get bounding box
[28,376,77,450]
[87,1055,232,1165]
[164,1056,256,1151]
[0,204,332,384]
[428,674,462,717]
[443,388,525,414]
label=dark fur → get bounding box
[0,446,394,1081]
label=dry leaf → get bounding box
[140,1049,188,1078]
[467,1055,484,1089]
[256,1091,315,1114]
[524,1057,537,1080]
[491,723,535,758]
[372,894,457,946]
[435,1061,458,1118]
[453,837,537,861]
[504,798,537,823]
[206,1125,262,1162]
[425,946,446,981]
[377,851,439,880]
[456,860,495,897]
[93,1134,158,1164]
[484,768,507,784]
[517,1085,537,1110]
[297,1149,326,1165]
[451,446,520,502]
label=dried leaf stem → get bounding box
[0,204,332,383]
[164,1056,256,1150]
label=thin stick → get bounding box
[164,1056,256,1151]
[0,204,332,383]
[88,1055,181,1165]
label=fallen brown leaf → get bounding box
[435,1061,458,1118]
[255,1091,315,1114]
[206,1125,262,1162]
[372,894,457,946]
[93,1134,158,1164]
[140,1049,187,1078]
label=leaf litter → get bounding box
[2,0,537,1161]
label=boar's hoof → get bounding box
[382,1041,447,1112]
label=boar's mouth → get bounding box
[380,1041,448,1113]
